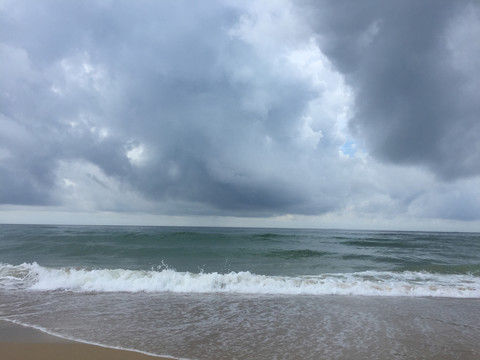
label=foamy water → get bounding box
[1,262,479,298]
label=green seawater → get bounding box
[1,224,479,276]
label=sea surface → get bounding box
[1,224,480,359]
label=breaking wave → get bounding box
[1,262,479,298]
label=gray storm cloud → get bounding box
[1,0,341,215]
[308,0,480,179]
[1,0,479,223]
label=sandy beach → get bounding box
[0,320,175,360]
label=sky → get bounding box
[1,0,480,231]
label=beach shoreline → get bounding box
[0,320,176,360]
[1,226,479,359]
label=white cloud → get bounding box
[126,143,147,167]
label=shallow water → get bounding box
[2,290,480,359]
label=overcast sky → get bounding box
[1,0,479,230]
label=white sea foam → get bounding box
[1,262,479,298]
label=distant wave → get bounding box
[266,249,330,259]
[344,240,418,248]
[1,262,479,298]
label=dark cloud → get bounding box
[308,0,480,180]
[1,0,479,224]
[0,1,342,215]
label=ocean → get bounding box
[1,224,479,359]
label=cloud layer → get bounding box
[1,0,479,227]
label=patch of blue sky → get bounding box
[341,139,357,157]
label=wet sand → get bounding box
[0,320,175,360]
